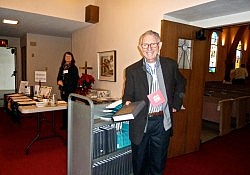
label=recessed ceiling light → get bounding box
[2,19,19,25]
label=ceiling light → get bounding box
[2,19,19,25]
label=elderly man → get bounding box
[122,30,186,175]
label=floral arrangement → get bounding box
[77,73,95,95]
[78,73,95,89]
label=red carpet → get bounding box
[165,124,250,175]
[0,107,249,175]
[0,108,67,175]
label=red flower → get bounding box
[78,73,95,89]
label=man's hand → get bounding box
[125,101,131,105]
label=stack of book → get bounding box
[98,99,123,121]
[92,121,132,161]
[92,147,132,175]
[116,121,131,149]
[92,127,106,159]
[101,99,146,122]
[112,100,146,122]
[99,124,117,154]
[93,124,117,159]
[103,99,123,113]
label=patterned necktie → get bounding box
[146,63,162,113]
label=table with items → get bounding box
[5,93,67,154]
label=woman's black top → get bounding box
[57,64,79,100]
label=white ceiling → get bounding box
[0,7,90,38]
[165,0,250,22]
[0,0,250,38]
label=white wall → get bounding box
[0,0,220,98]
[72,0,213,98]
[26,34,71,97]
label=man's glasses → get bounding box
[141,42,159,49]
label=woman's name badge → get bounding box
[63,70,68,74]
[147,90,166,107]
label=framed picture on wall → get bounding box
[177,38,193,69]
[97,50,116,82]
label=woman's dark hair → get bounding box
[61,51,75,66]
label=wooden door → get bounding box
[160,20,210,157]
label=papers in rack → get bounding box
[93,100,122,121]
[105,99,122,109]
[112,100,146,122]
[98,113,114,121]
[103,99,123,113]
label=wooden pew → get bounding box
[232,96,250,128]
[202,96,220,123]
[202,96,234,136]
[218,99,234,135]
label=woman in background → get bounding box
[57,51,79,130]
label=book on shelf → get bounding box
[112,100,146,122]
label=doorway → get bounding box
[0,47,16,106]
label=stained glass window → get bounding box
[209,32,218,73]
[235,41,242,68]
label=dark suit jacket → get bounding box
[122,57,186,145]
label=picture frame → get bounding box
[97,50,116,82]
[35,71,46,82]
[177,38,193,69]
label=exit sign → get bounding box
[0,39,8,47]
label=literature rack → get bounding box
[67,93,132,175]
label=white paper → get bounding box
[18,81,28,94]
[35,71,46,82]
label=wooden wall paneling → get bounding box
[161,20,208,157]
[160,20,178,58]
[242,28,250,64]
[168,70,190,157]
[185,39,209,153]
[216,31,227,81]
[161,20,187,157]
[168,110,187,157]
